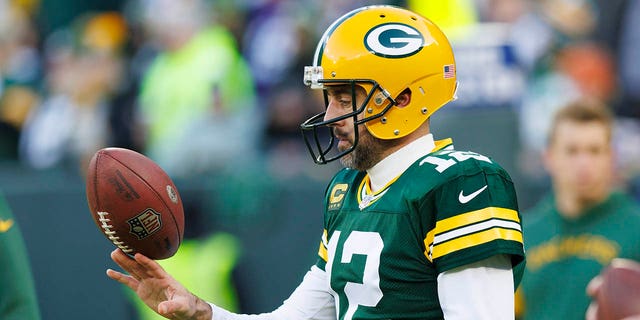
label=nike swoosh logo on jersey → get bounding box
[458,185,488,204]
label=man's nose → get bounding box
[323,100,342,124]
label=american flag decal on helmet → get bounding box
[444,64,455,79]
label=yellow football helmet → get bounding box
[301,5,458,164]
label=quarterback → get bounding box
[107,5,526,320]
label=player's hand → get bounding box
[585,276,640,320]
[586,275,603,320]
[106,249,212,320]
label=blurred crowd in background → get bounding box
[0,0,639,203]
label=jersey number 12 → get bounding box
[326,231,384,320]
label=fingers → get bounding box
[586,275,603,297]
[133,252,169,279]
[109,249,172,284]
[110,249,146,280]
[158,300,188,316]
[585,302,597,320]
[106,268,139,291]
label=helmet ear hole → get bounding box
[395,88,412,108]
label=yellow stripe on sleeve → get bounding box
[423,229,436,262]
[423,207,521,262]
[431,227,523,259]
[435,207,520,235]
[318,242,328,262]
[318,229,328,262]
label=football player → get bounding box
[107,5,526,319]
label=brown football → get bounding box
[86,147,184,260]
[596,258,640,320]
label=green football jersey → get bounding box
[0,193,40,320]
[316,142,526,320]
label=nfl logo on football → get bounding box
[127,209,163,239]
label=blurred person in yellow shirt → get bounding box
[135,0,258,177]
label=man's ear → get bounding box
[395,88,412,107]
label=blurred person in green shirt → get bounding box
[0,192,40,319]
[516,99,640,319]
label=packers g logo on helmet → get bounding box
[364,23,424,58]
